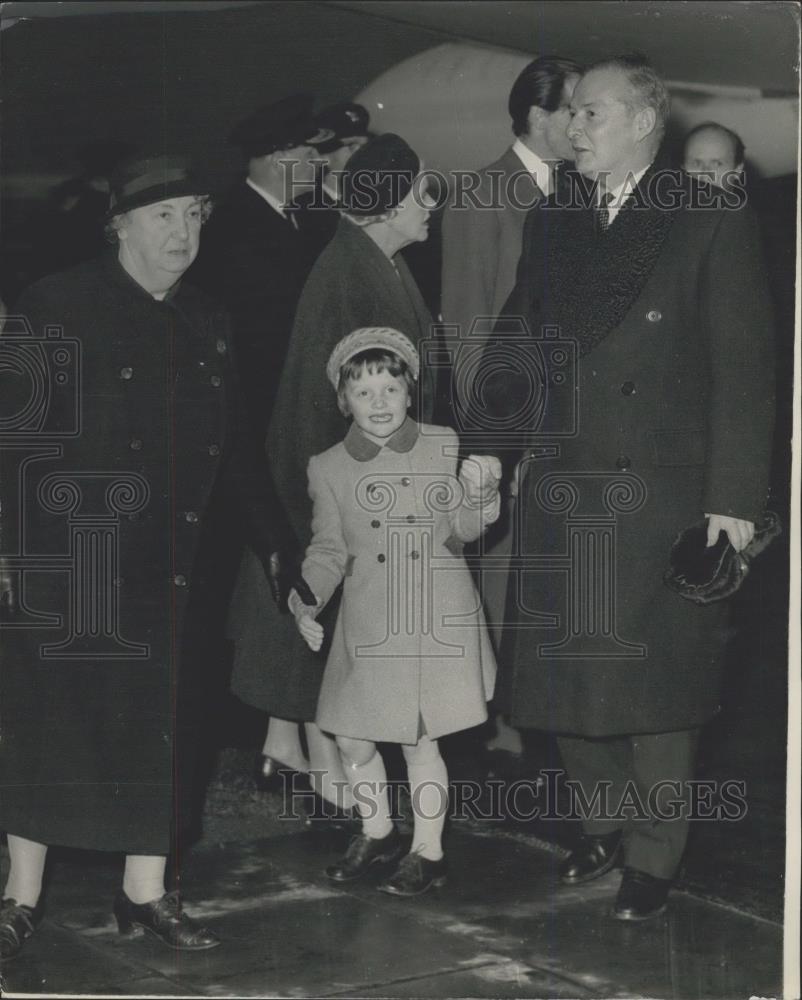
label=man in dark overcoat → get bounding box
[0,155,292,960]
[486,56,774,920]
[228,135,440,803]
[190,95,334,436]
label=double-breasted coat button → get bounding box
[406,514,415,523]
[173,574,187,587]
[216,338,227,355]
[616,456,632,470]
[377,554,386,563]
[208,443,220,456]
[621,381,636,396]
[210,375,222,387]
[371,519,380,528]
[184,511,199,523]
[410,551,420,560]
[129,438,143,450]
[367,484,377,496]
[646,309,662,322]
[119,366,133,380]
[401,477,411,486]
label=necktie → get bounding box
[595,192,614,234]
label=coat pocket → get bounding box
[649,428,706,467]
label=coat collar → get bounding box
[344,417,419,461]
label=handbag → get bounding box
[663,511,781,605]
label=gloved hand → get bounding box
[262,548,317,613]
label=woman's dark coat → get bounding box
[228,217,437,720]
[0,253,285,854]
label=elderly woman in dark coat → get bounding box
[0,155,291,960]
[228,135,441,805]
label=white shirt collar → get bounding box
[511,139,553,198]
[603,164,651,225]
[246,177,290,220]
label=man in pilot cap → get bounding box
[295,102,372,253]
[191,94,334,436]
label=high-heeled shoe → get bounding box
[261,754,309,779]
[113,890,221,950]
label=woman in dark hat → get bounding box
[0,154,295,960]
[228,134,445,809]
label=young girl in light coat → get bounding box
[290,326,500,896]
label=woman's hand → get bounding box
[288,587,324,651]
[459,454,502,507]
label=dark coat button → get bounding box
[184,511,199,523]
[208,443,220,456]
[119,367,133,380]
[129,438,143,450]
[173,574,187,587]
[210,375,222,387]
[621,381,636,396]
[616,456,632,470]
[406,514,415,523]
[371,519,380,528]
[377,554,386,563]
[647,310,662,322]
[401,477,411,486]
[410,551,420,560]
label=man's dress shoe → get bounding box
[612,867,671,921]
[559,830,623,884]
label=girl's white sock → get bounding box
[404,737,448,861]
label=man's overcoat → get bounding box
[491,169,775,736]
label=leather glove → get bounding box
[263,549,317,613]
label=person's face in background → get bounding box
[386,171,435,248]
[683,128,744,189]
[277,143,319,192]
[541,73,581,161]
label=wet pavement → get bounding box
[1,823,783,999]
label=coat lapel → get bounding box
[543,162,686,355]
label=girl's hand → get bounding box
[460,454,502,506]
[288,587,324,651]
[297,614,324,652]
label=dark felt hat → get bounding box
[229,94,333,158]
[663,511,781,605]
[339,132,420,216]
[106,154,208,219]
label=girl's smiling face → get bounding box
[343,365,410,444]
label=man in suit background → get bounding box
[488,54,774,921]
[191,95,333,436]
[440,55,581,757]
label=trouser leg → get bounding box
[624,728,699,880]
[556,734,632,835]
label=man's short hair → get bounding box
[587,53,671,141]
[508,55,583,137]
[684,122,746,166]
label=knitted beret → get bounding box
[326,327,420,389]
